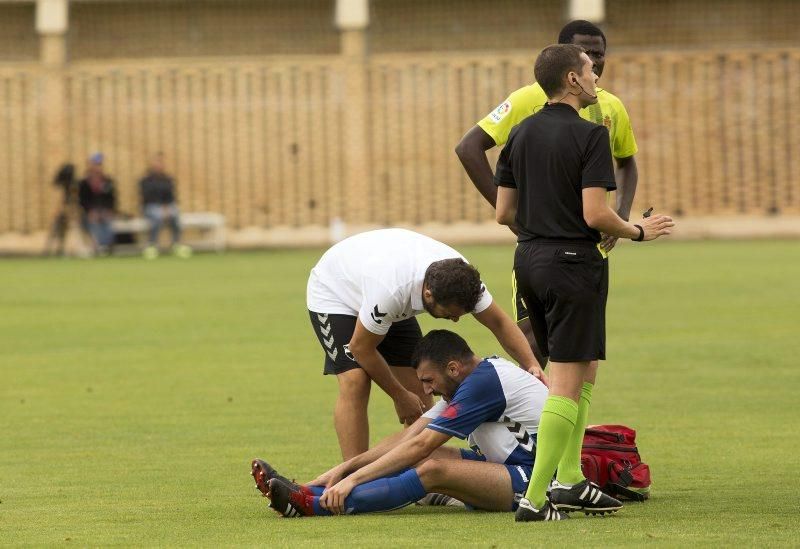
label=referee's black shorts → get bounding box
[308,311,422,375]
[513,240,609,363]
[512,267,530,323]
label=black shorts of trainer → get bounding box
[308,311,423,375]
[513,240,608,363]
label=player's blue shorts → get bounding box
[460,448,532,511]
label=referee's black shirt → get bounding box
[494,102,616,243]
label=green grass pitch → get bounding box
[2,240,799,546]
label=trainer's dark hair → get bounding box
[534,44,586,99]
[558,19,606,47]
[411,329,474,369]
[423,258,484,312]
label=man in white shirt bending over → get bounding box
[306,228,545,460]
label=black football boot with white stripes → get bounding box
[514,498,569,522]
[549,479,623,515]
[251,459,298,498]
[268,478,315,517]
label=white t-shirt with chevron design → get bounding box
[306,228,493,335]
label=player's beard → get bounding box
[440,377,460,401]
[422,295,436,316]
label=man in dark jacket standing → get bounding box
[139,152,191,259]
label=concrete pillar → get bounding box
[337,0,368,57]
[340,29,367,58]
[36,0,79,250]
[335,0,370,226]
[336,0,369,31]
[37,0,68,68]
[568,0,605,22]
[336,0,369,57]
[40,33,67,68]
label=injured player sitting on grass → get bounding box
[252,329,550,517]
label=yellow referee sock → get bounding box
[524,395,579,509]
[555,382,593,485]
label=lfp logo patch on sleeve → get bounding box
[489,100,512,123]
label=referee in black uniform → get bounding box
[494,44,674,522]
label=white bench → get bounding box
[112,212,226,252]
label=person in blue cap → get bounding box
[78,152,117,255]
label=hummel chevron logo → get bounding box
[370,305,387,324]
[323,335,335,349]
[503,416,534,452]
[317,313,328,323]
[319,323,332,337]
[326,347,338,361]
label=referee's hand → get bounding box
[640,213,675,241]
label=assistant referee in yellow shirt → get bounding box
[457,20,638,368]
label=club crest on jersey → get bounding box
[489,100,512,123]
[603,114,612,129]
[442,403,460,419]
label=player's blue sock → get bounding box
[305,468,412,498]
[311,469,426,516]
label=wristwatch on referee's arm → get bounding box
[631,207,653,242]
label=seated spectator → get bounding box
[139,152,191,259]
[78,153,116,256]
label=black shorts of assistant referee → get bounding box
[308,311,423,375]
[513,240,609,362]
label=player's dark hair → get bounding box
[534,44,586,99]
[423,258,484,312]
[558,19,606,47]
[411,329,474,369]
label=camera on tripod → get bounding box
[53,163,76,203]
[44,163,76,256]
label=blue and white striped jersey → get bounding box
[423,357,548,467]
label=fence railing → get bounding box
[1,48,798,236]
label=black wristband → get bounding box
[632,224,644,242]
